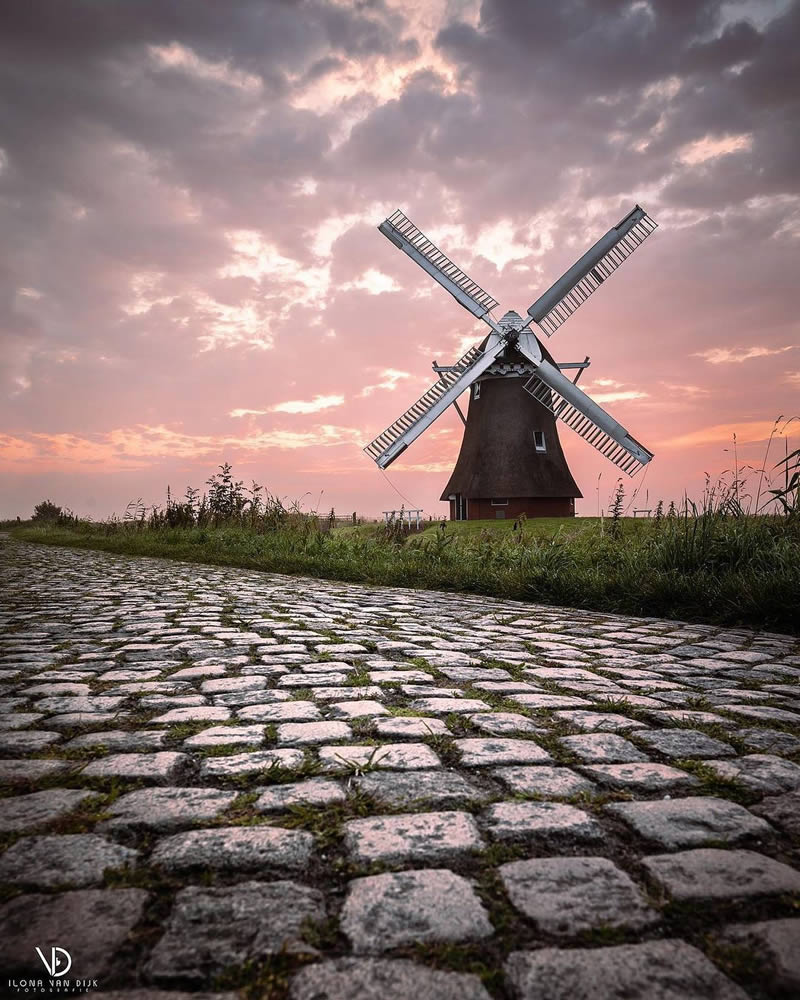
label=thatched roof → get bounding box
[440,342,582,501]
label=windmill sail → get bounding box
[517,351,653,475]
[379,210,500,322]
[364,336,505,469]
[527,206,657,337]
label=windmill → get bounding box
[364,205,657,520]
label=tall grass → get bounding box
[9,438,800,634]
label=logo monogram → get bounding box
[35,946,72,976]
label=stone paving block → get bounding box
[455,737,552,767]
[483,801,603,843]
[439,666,512,681]
[212,689,290,709]
[327,700,389,719]
[314,642,368,654]
[739,727,800,755]
[0,758,68,784]
[647,709,735,727]
[401,685,463,697]
[607,796,772,849]
[504,940,748,1000]
[318,743,440,771]
[199,676,267,694]
[146,881,325,985]
[200,748,304,778]
[701,754,800,795]
[410,697,491,714]
[341,869,492,953]
[420,651,481,667]
[150,826,314,873]
[65,729,170,751]
[499,856,658,934]
[289,957,492,1000]
[0,698,26,711]
[0,833,138,887]
[719,650,772,664]
[310,685,385,700]
[525,667,603,682]
[364,658,419,670]
[718,704,800,724]
[471,680,540,694]
[354,769,489,809]
[367,670,434,684]
[751,790,800,836]
[0,787,96,832]
[0,729,62,753]
[554,710,647,732]
[82,751,194,783]
[716,919,800,994]
[492,765,595,798]
[278,720,352,745]
[35,695,125,713]
[301,660,359,673]
[642,848,800,900]
[0,712,45,729]
[279,672,350,687]
[183,724,265,748]
[108,682,192,697]
[510,693,593,709]
[373,715,449,738]
[48,712,124,730]
[21,682,91,696]
[260,643,311,656]
[152,706,230,723]
[468,712,542,735]
[580,762,699,793]
[237,700,321,722]
[255,778,346,812]
[169,664,229,679]
[141,694,207,710]
[0,888,149,978]
[344,811,483,864]
[635,728,736,759]
[99,787,237,834]
[559,733,650,763]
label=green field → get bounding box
[9,455,799,634]
[10,510,799,635]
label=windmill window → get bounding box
[472,383,481,400]
[534,430,547,452]
[491,498,509,506]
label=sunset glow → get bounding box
[1,0,798,519]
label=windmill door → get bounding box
[454,495,467,520]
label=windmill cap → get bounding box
[499,310,523,331]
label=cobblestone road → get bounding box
[1,533,799,999]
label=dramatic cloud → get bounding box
[1,0,798,518]
[693,345,796,364]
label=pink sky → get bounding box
[1,0,798,520]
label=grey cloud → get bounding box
[1,0,798,469]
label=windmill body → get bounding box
[364,206,657,519]
[440,314,582,520]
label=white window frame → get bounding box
[534,430,546,452]
[490,498,509,506]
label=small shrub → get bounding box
[32,500,63,522]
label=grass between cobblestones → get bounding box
[13,507,800,633]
